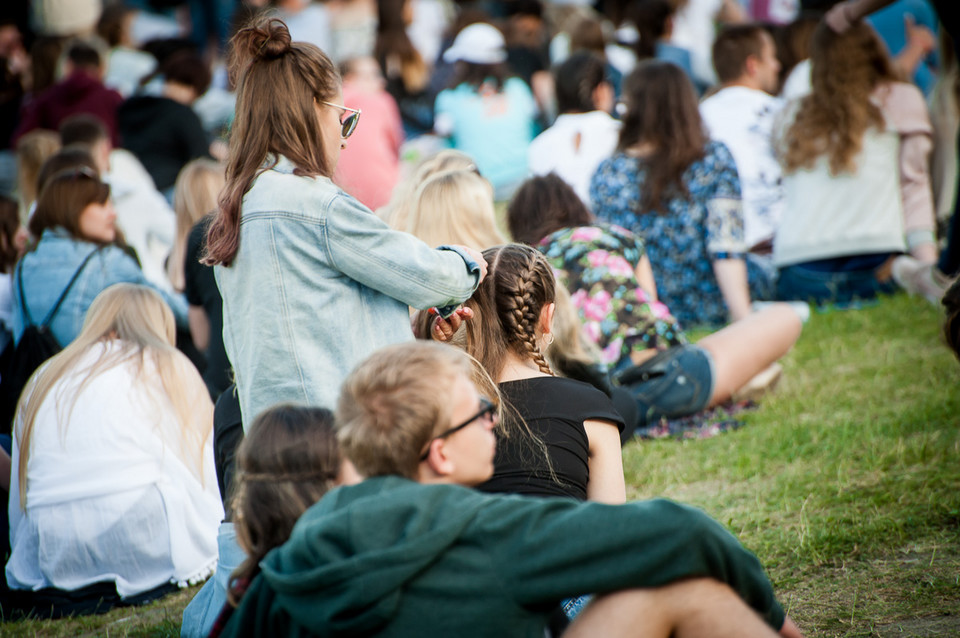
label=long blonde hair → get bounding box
[405,169,505,250]
[381,149,478,229]
[168,159,225,292]
[780,21,899,175]
[15,284,213,509]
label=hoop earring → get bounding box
[545,333,554,345]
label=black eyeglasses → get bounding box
[319,100,362,139]
[420,396,497,461]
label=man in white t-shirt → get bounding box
[700,25,784,251]
[528,51,620,207]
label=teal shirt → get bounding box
[434,77,536,194]
[221,476,785,637]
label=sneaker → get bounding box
[891,256,954,305]
[732,362,783,404]
[752,300,811,323]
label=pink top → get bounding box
[333,86,404,211]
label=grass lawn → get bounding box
[3,292,958,637]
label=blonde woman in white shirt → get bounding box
[7,283,221,618]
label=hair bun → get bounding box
[238,17,292,61]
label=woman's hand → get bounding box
[450,244,488,283]
[431,306,474,342]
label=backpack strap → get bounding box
[17,246,104,329]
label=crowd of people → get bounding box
[0,0,956,635]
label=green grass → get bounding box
[4,293,958,636]
[624,293,960,636]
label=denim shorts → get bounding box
[777,261,898,309]
[614,345,715,425]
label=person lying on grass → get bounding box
[217,340,803,638]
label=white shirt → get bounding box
[528,111,621,206]
[700,86,785,247]
[107,149,177,294]
[7,342,222,597]
[670,0,723,86]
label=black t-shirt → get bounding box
[477,376,624,501]
[184,214,231,398]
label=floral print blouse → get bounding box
[590,141,770,327]
[539,224,686,372]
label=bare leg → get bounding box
[564,578,781,638]
[698,304,802,406]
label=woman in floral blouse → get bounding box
[509,173,802,428]
[590,60,776,328]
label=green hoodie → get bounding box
[221,476,785,637]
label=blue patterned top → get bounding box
[590,141,749,327]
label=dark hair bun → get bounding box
[236,17,292,62]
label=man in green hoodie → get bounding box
[219,341,801,638]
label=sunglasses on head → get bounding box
[419,396,497,461]
[319,100,362,139]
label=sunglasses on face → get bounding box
[419,396,497,461]
[319,100,362,139]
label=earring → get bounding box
[545,333,555,345]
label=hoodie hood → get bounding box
[259,476,488,635]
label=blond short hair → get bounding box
[336,341,474,479]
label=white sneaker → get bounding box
[891,256,953,305]
[751,301,811,323]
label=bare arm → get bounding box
[188,305,210,352]
[712,258,752,322]
[584,419,626,504]
[718,0,748,24]
[892,16,936,80]
[635,256,658,301]
[0,446,10,492]
[825,0,898,32]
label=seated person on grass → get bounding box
[218,341,802,638]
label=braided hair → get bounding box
[464,244,556,379]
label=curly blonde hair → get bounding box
[780,21,898,176]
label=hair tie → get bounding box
[238,469,336,483]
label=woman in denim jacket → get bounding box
[14,167,187,349]
[204,18,486,425]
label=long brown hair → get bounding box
[617,61,707,213]
[374,0,428,93]
[464,244,556,379]
[28,167,111,242]
[780,21,898,176]
[228,404,340,605]
[204,18,340,266]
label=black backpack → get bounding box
[0,247,102,433]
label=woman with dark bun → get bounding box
[204,18,486,427]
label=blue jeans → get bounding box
[777,262,898,309]
[615,345,715,427]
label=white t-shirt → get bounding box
[670,0,723,86]
[700,86,785,247]
[528,111,621,207]
[7,342,222,597]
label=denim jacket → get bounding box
[14,228,188,347]
[215,156,481,424]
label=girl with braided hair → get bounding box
[183,404,360,638]
[460,243,627,505]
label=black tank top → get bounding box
[477,377,624,501]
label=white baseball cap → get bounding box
[442,23,507,65]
